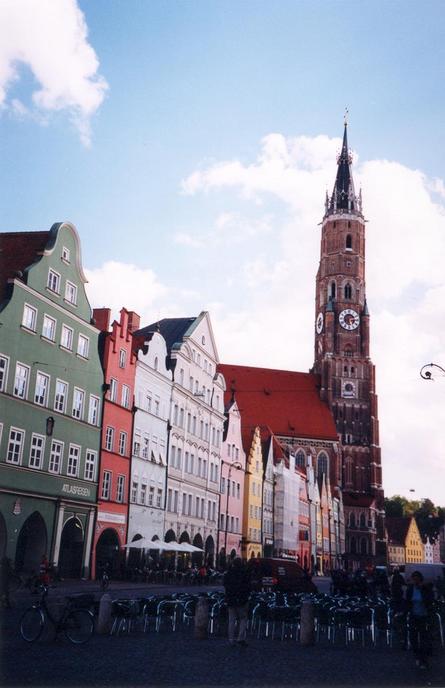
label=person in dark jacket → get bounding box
[405,571,435,669]
[223,557,251,646]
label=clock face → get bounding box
[316,312,324,334]
[339,308,360,330]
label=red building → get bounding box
[91,307,140,579]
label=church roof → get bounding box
[218,363,338,441]
[0,230,50,302]
[326,122,361,217]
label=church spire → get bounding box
[325,118,362,218]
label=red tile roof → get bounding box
[385,516,412,545]
[0,231,49,302]
[218,363,338,442]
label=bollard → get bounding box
[299,599,315,646]
[194,596,209,639]
[97,593,113,635]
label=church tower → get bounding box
[313,121,386,566]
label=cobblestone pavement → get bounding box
[1,582,444,688]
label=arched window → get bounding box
[317,452,328,477]
[350,536,356,554]
[346,234,352,249]
[349,512,356,528]
[329,281,336,299]
[360,513,366,528]
[344,283,352,299]
[344,346,353,357]
[295,450,306,468]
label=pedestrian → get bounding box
[223,557,251,647]
[390,567,406,610]
[39,554,50,587]
[405,571,435,669]
[0,556,13,608]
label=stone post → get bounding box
[300,599,315,646]
[194,596,209,639]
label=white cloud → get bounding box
[0,0,107,145]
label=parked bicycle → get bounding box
[20,585,94,644]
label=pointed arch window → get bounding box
[344,283,352,299]
[349,512,356,528]
[295,450,306,468]
[317,452,328,478]
[329,281,336,300]
[346,234,352,250]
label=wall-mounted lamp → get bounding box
[46,416,55,437]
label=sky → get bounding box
[0,0,444,505]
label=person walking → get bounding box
[405,571,435,669]
[223,557,251,647]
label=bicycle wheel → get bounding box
[64,609,94,644]
[20,607,44,642]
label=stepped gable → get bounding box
[218,363,338,441]
[0,231,49,302]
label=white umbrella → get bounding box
[123,538,149,549]
[175,542,204,553]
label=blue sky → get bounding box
[1,0,444,503]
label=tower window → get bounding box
[348,221,351,228]
[329,281,336,299]
[344,283,352,299]
[346,234,352,250]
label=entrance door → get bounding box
[95,528,120,578]
[15,512,47,573]
[58,518,84,578]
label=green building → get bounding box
[0,222,103,578]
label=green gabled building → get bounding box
[0,222,103,578]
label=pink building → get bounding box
[218,398,246,565]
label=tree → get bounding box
[385,495,445,542]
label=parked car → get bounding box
[247,558,317,593]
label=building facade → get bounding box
[135,312,226,566]
[218,398,246,564]
[312,122,385,566]
[91,307,139,579]
[242,426,264,560]
[0,223,102,578]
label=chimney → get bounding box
[127,311,141,333]
[93,308,111,332]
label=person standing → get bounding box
[405,571,435,669]
[223,558,251,647]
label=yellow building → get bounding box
[242,426,263,560]
[386,516,423,566]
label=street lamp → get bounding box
[420,363,445,380]
[223,460,242,564]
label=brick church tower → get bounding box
[312,121,386,566]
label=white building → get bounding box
[136,312,226,566]
[127,331,172,551]
[274,452,301,558]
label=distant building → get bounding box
[241,426,263,560]
[386,516,423,567]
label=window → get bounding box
[28,434,45,469]
[102,471,112,500]
[77,334,89,358]
[14,363,30,399]
[61,325,73,350]
[109,378,117,402]
[84,450,97,480]
[295,450,306,468]
[154,399,159,415]
[116,475,125,503]
[88,395,100,425]
[105,427,114,451]
[22,304,37,331]
[54,379,68,413]
[65,280,78,305]
[118,431,127,456]
[140,484,147,505]
[34,372,50,406]
[62,246,70,262]
[344,283,352,299]
[42,315,56,341]
[119,349,126,368]
[47,269,61,293]
[7,427,25,464]
[131,481,138,503]
[346,234,352,250]
[49,440,63,473]
[0,355,9,392]
[67,444,80,476]
[72,388,85,420]
[121,385,130,408]
[156,488,162,508]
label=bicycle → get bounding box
[20,586,94,644]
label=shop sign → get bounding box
[98,512,126,525]
[61,483,91,498]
